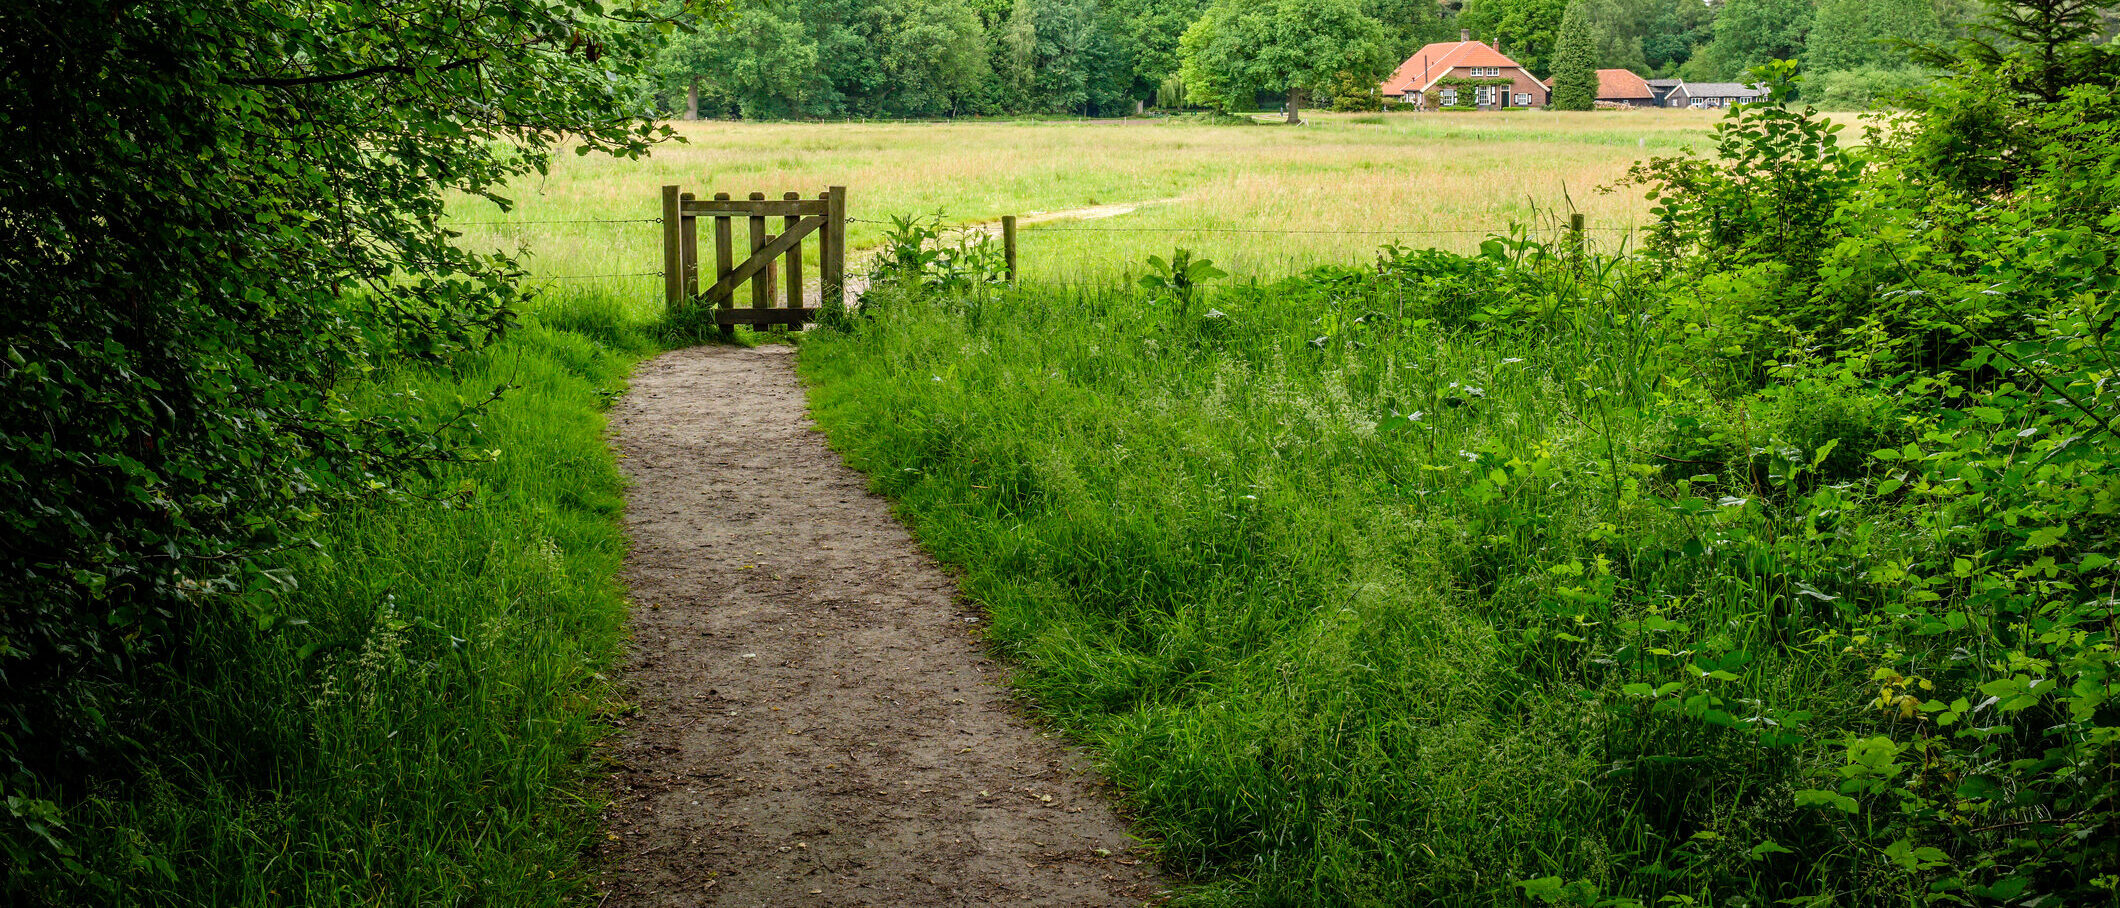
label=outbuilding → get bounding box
[1594,69,1658,107]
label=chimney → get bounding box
[1461,28,1470,42]
[1495,38,1504,54]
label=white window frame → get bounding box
[1475,86,1494,106]
[1439,88,1458,106]
[1515,92,1531,107]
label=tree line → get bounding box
[653,0,2063,118]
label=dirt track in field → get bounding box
[835,197,1183,303]
[595,344,1164,907]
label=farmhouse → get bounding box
[1379,31,1549,110]
[1594,69,1657,107]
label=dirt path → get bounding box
[597,345,1164,907]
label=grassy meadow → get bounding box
[438,111,1752,906]
[449,110,1723,296]
[45,111,1724,905]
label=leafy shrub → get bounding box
[864,213,1009,300]
[0,0,668,875]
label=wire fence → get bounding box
[453,217,662,227]
[453,206,1638,284]
[850,213,1629,236]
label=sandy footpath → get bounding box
[596,344,1164,907]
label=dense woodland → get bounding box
[654,0,2107,117]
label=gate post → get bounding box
[824,185,847,310]
[782,191,804,318]
[661,184,683,313]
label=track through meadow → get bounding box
[837,197,1185,302]
[596,344,1164,907]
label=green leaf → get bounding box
[1794,789,1857,812]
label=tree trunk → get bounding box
[686,78,700,121]
[1285,87,1304,125]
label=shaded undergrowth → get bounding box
[13,295,663,905]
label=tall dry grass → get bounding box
[450,110,1723,303]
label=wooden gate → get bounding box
[661,185,846,332]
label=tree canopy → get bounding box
[1806,0,1945,73]
[1457,0,1569,76]
[1689,0,1812,80]
[1177,0,1393,115]
[1549,0,1601,109]
[653,0,2003,115]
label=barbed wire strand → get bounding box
[534,272,662,281]
[452,218,662,227]
[848,214,1629,236]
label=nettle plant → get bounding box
[1138,248,1227,319]
[866,213,1009,300]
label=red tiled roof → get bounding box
[1595,68,1654,100]
[1379,40,1527,95]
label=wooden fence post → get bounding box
[1570,212,1586,258]
[661,185,682,313]
[1002,215,1018,285]
[824,186,847,310]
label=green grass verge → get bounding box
[39,295,660,905]
[797,283,1866,906]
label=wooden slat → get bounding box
[699,215,826,303]
[680,192,698,303]
[712,192,735,338]
[714,307,820,325]
[747,192,769,312]
[765,237,779,325]
[782,191,803,331]
[682,198,831,217]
